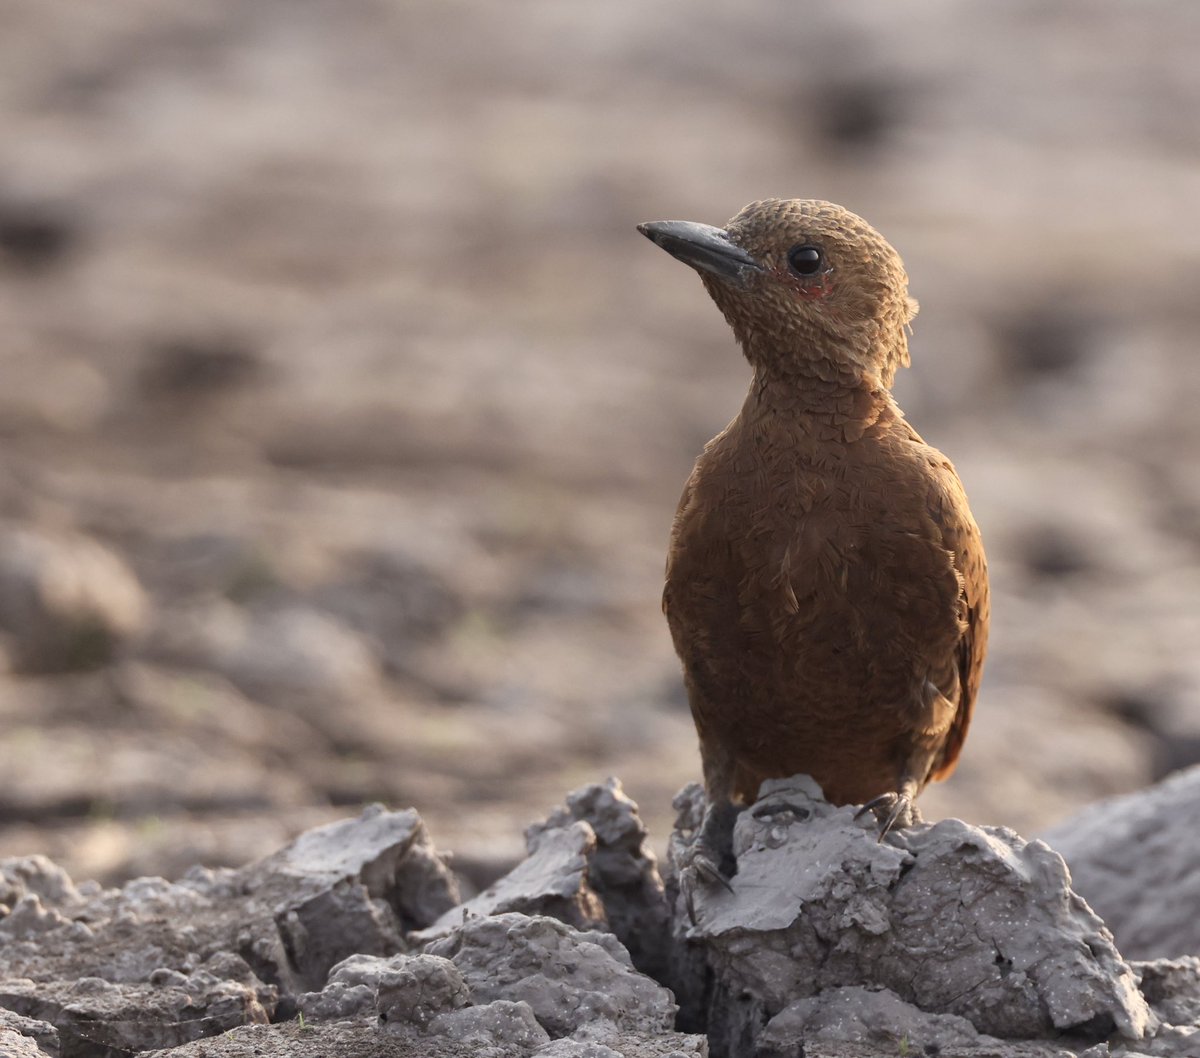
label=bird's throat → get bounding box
[744,367,895,444]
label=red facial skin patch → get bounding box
[771,265,835,300]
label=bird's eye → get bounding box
[787,244,823,276]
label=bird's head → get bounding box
[638,199,919,387]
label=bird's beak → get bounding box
[637,220,764,286]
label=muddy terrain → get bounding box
[2,0,1200,891]
[4,775,1199,1057]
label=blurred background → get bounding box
[2,0,1199,889]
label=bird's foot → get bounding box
[855,791,922,841]
[678,841,734,926]
[675,790,737,924]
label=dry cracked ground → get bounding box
[1,0,1200,905]
[5,772,1200,1057]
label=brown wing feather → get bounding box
[928,475,989,781]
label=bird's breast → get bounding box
[667,424,963,687]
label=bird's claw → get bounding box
[679,848,734,925]
[855,791,921,841]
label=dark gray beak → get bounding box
[637,220,764,286]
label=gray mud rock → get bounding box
[417,820,605,940]
[1043,765,1200,961]
[0,856,84,913]
[294,952,466,1023]
[132,1019,704,1058]
[417,779,670,981]
[0,806,457,1054]
[757,985,1083,1057]
[1121,1026,1200,1057]
[664,783,716,1034]
[0,525,147,673]
[0,963,272,1057]
[1124,957,1200,1057]
[244,802,459,987]
[537,1024,709,1057]
[541,1021,710,1055]
[425,999,551,1053]
[295,961,378,1021]
[1,858,277,1057]
[760,985,994,1053]
[0,1008,58,1058]
[130,1019,487,1057]
[532,1041,626,1058]
[0,1027,53,1058]
[1135,957,1200,1028]
[526,778,671,983]
[376,954,471,1029]
[678,776,1154,1053]
[425,911,677,1038]
[293,930,705,1058]
[6,781,1200,1058]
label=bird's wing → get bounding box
[926,456,989,782]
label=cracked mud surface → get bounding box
[2,1,1199,890]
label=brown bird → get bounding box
[638,199,988,892]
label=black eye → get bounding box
[787,244,823,276]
